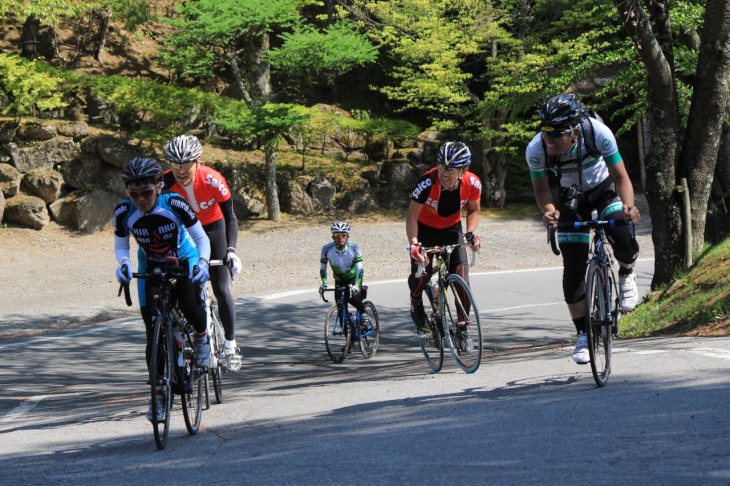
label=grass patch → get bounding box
[620,236,730,337]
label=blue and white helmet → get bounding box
[437,142,471,168]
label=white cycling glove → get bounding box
[116,259,132,284]
[227,249,242,276]
[191,261,210,285]
[349,284,359,295]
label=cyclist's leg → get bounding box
[176,276,210,367]
[600,193,640,311]
[206,220,237,341]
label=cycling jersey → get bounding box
[320,241,363,285]
[113,192,203,266]
[411,167,482,229]
[162,165,232,226]
[525,117,622,190]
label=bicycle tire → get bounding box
[324,306,350,363]
[358,301,380,359]
[418,284,444,372]
[586,261,611,387]
[182,370,204,435]
[442,274,482,373]
[208,299,224,404]
[149,314,173,450]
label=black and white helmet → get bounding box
[539,93,586,131]
[166,134,203,164]
[331,221,350,235]
[437,142,471,168]
[121,157,163,184]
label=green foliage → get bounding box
[213,102,309,148]
[159,0,299,81]
[103,0,151,31]
[268,21,379,86]
[0,0,95,23]
[87,75,223,129]
[0,54,66,118]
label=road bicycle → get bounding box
[549,218,634,387]
[411,241,483,373]
[203,259,234,407]
[319,285,380,363]
[119,258,208,450]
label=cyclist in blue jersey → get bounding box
[113,157,211,422]
[525,94,641,364]
[319,221,369,329]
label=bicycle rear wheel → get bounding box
[182,370,204,435]
[586,261,612,387]
[324,306,350,363]
[358,302,380,359]
[208,299,224,404]
[442,274,482,373]
[418,284,444,372]
[149,315,173,450]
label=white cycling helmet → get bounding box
[331,221,350,235]
[166,134,203,163]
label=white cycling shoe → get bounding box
[619,273,639,311]
[572,332,590,365]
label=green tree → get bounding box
[213,102,309,222]
[610,0,730,287]
[0,54,66,119]
[267,20,379,101]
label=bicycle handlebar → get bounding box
[547,219,635,256]
[319,285,353,303]
[117,262,199,307]
[410,240,479,278]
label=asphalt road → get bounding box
[2,259,730,484]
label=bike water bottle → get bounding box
[348,312,354,323]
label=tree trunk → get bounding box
[679,0,730,255]
[265,145,281,222]
[613,0,685,287]
[94,10,112,63]
[706,117,730,243]
[244,32,272,106]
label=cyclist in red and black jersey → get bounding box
[406,141,483,339]
[163,134,242,371]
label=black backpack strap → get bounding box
[579,116,600,158]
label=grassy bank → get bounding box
[620,236,730,337]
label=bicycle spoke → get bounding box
[442,275,482,373]
[358,302,380,359]
[324,306,350,363]
[586,262,611,387]
[418,284,444,372]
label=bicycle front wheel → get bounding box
[182,370,204,435]
[358,302,380,359]
[324,306,350,363]
[442,274,482,373]
[419,284,444,372]
[208,300,224,404]
[149,314,173,450]
[586,261,612,387]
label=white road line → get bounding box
[0,395,47,423]
[690,348,730,361]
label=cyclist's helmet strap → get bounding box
[331,221,350,235]
[437,141,471,168]
[121,157,163,184]
[166,134,203,163]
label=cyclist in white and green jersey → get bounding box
[319,221,367,321]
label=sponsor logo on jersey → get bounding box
[205,174,229,196]
[199,198,218,210]
[412,178,432,199]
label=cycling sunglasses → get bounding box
[127,186,157,198]
[170,160,197,170]
[540,126,572,138]
[332,232,349,238]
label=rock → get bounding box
[0,163,22,197]
[4,193,50,229]
[23,167,64,203]
[49,188,121,233]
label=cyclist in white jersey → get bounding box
[525,94,641,364]
[319,221,369,328]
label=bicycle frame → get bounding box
[321,285,374,341]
